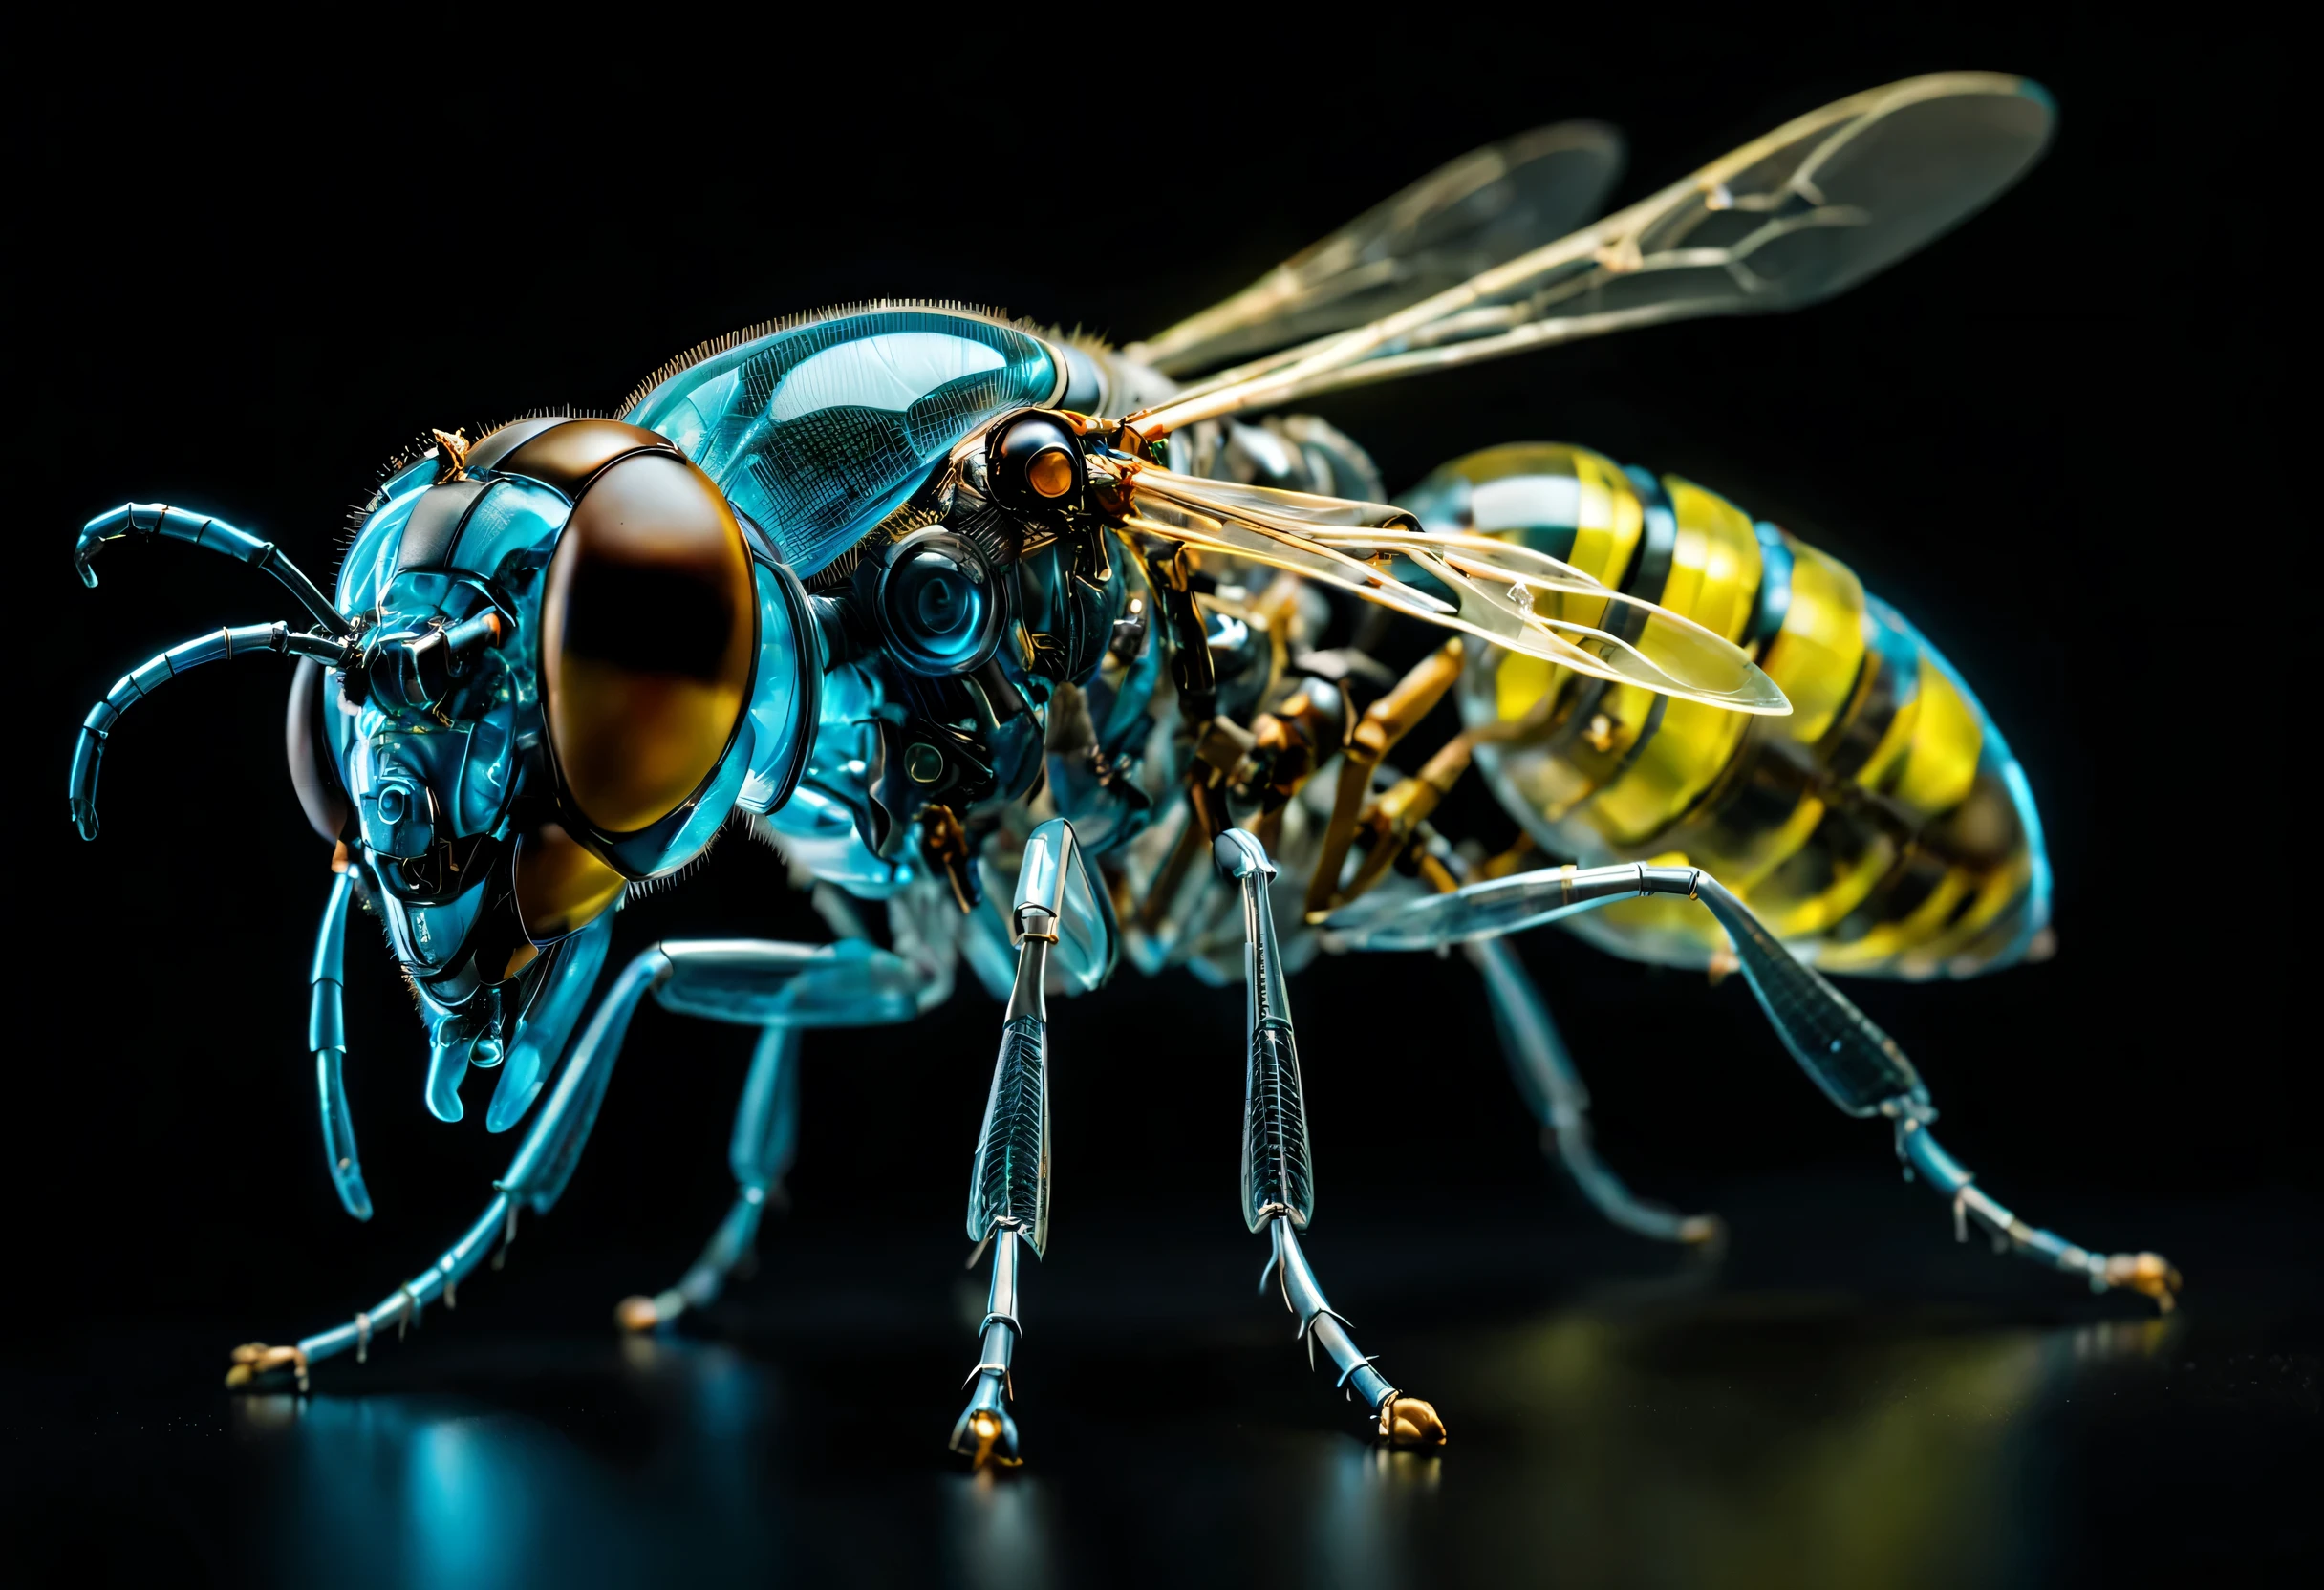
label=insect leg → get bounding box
[1218,827,1447,1449]
[308,867,371,1221]
[1464,935,1721,1246]
[1685,876,2178,1309]
[950,977,1046,1467]
[1304,640,1465,919]
[232,939,917,1386]
[1889,1117,2182,1311]
[1325,863,2181,1310]
[579,940,915,1330]
[951,820,1088,1465]
[613,1024,800,1333]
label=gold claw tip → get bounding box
[967,1411,1003,1469]
[1377,1395,1448,1449]
[614,1295,662,1333]
[2107,1253,2184,1313]
[224,1342,309,1390]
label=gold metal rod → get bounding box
[1135,795,1212,933]
[1303,639,1464,919]
[1339,734,1476,904]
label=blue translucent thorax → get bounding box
[758,658,915,896]
[625,309,1062,576]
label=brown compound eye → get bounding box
[512,822,626,943]
[539,451,757,839]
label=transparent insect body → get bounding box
[69,73,2179,1449]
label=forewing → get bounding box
[1128,121,1625,376]
[1135,73,2053,431]
[1113,462,1786,715]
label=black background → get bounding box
[8,15,2300,1352]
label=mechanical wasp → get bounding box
[66,71,2177,1462]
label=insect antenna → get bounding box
[77,503,342,633]
[70,620,355,841]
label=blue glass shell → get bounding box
[623,308,1063,576]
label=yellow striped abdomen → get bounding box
[1402,443,2051,981]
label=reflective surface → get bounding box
[15,1185,2314,1588]
[624,308,1062,578]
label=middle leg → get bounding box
[1217,827,1446,1449]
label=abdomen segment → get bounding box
[1403,443,2050,980]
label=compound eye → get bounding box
[286,657,355,843]
[512,822,627,943]
[877,530,1004,676]
[988,412,1086,512]
[540,452,757,835]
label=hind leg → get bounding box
[1680,871,2180,1308]
[615,1023,802,1332]
[1328,860,2180,1310]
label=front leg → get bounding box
[229,938,917,1386]
[1217,828,1446,1449]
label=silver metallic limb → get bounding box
[1217,827,1446,1448]
[1329,859,2178,1309]
[1263,1219,1444,1448]
[1216,829,1314,1231]
[1466,935,1720,1246]
[952,820,1081,1463]
[951,1226,1026,1467]
[1325,862,1926,1114]
[1892,1110,2182,1311]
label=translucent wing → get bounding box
[1127,121,1625,377]
[1132,73,2053,434]
[1105,456,1786,715]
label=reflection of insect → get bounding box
[69,72,2177,1461]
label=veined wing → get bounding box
[1126,122,1625,377]
[1131,73,2053,434]
[1104,457,1786,716]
